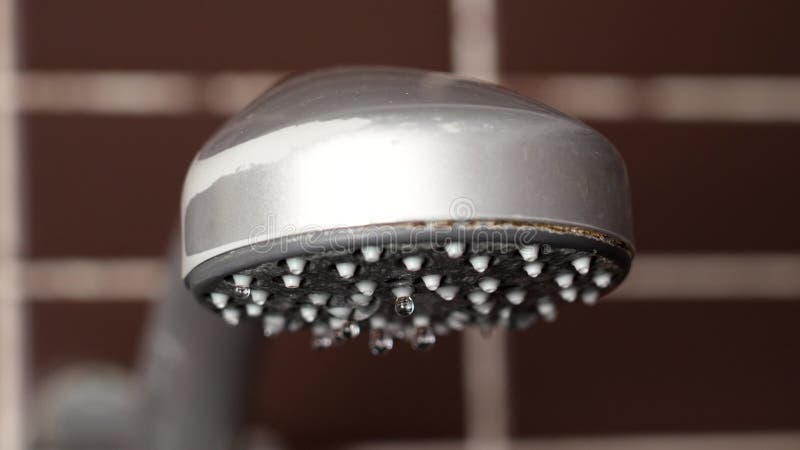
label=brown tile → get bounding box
[31,298,800,441]
[247,331,465,447]
[508,300,800,435]
[20,0,450,71]
[29,301,149,381]
[499,0,800,74]
[591,121,800,252]
[22,114,224,257]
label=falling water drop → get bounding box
[394,296,415,317]
[338,321,361,340]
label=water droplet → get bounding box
[411,326,436,351]
[233,285,251,299]
[338,321,360,340]
[369,329,394,356]
[311,325,334,351]
[394,296,415,317]
[312,334,334,351]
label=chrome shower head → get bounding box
[180,67,634,354]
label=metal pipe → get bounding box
[137,236,258,450]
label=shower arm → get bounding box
[137,237,258,450]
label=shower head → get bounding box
[180,67,634,354]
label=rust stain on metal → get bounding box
[369,219,634,256]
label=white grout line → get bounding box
[644,76,800,122]
[345,432,800,450]
[449,0,510,447]
[502,74,643,121]
[23,258,167,301]
[19,70,285,116]
[20,71,200,115]
[17,71,800,122]
[460,327,510,448]
[503,73,800,122]
[21,253,800,302]
[610,253,800,300]
[449,0,498,83]
[202,72,287,115]
[0,0,23,446]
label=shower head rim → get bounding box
[185,219,633,298]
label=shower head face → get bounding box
[181,67,634,354]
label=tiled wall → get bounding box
[498,0,800,74]
[16,0,800,449]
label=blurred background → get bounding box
[1,0,799,449]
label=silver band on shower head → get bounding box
[181,67,633,277]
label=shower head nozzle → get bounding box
[180,67,634,354]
